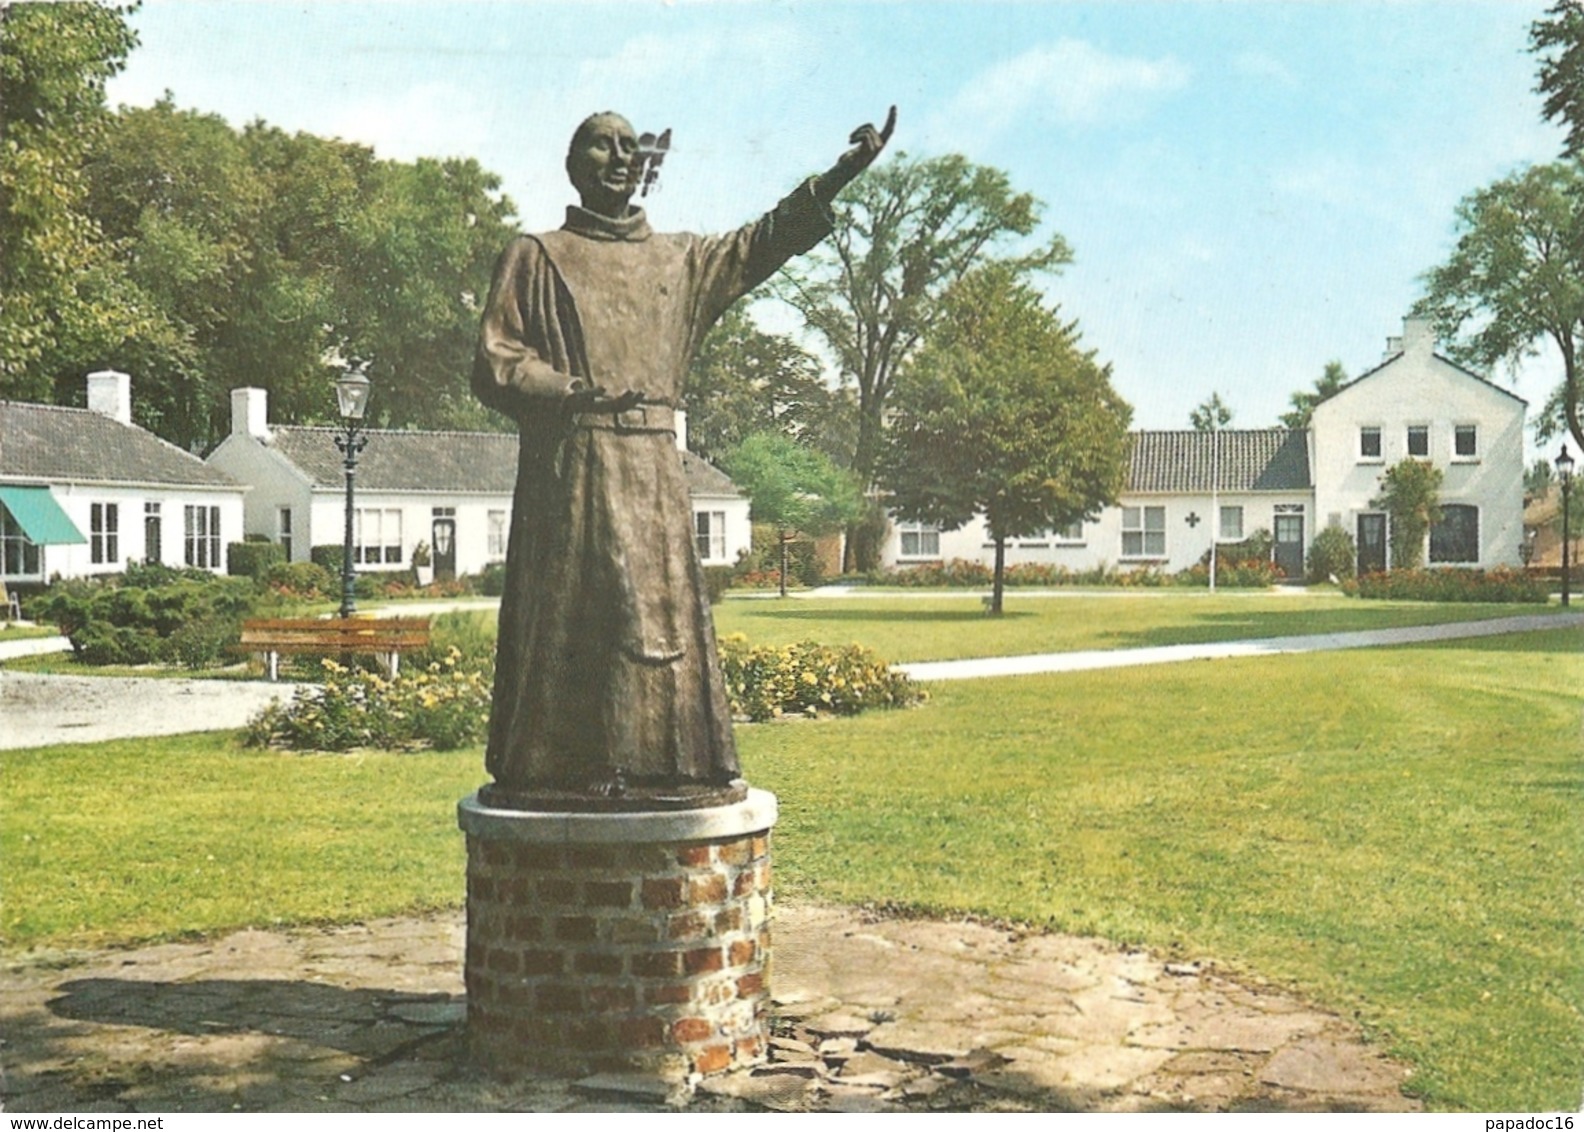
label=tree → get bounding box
[0,2,155,398]
[723,432,863,597]
[683,306,833,465]
[1189,392,1232,431]
[1416,163,1584,453]
[1371,458,1443,571]
[1278,360,1349,430]
[1533,2,1584,159]
[879,264,1132,615]
[774,152,1072,571]
[1527,457,1557,499]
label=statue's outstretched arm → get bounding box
[814,105,896,206]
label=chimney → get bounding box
[86,370,132,425]
[1401,316,1435,356]
[231,387,270,439]
[675,408,689,453]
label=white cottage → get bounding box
[880,316,1526,578]
[206,388,751,577]
[0,371,246,588]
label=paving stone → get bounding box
[387,1000,466,1026]
[1258,1039,1410,1097]
[1131,1009,1331,1053]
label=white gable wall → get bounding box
[206,433,316,562]
[1311,320,1525,568]
[33,482,242,578]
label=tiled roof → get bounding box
[267,426,742,497]
[0,401,239,489]
[1128,429,1311,493]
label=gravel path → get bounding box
[0,670,303,750]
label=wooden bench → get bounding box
[240,616,431,681]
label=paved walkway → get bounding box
[0,906,1419,1113]
[897,611,1584,681]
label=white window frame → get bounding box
[277,507,293,562]
[487,509,508,561]
[1406,424,1430,459]
[1453,424,1478,461]
[1218,505,1244,541]
[144,501,162,565]
[184,504,221,569]
[1121,505,1166,559]
[694,510,728,563]
[1,502,42,579]
[897,521,941,560]
[1359,426,1383,461]
[353,507,403,566]
[91,502,119,565]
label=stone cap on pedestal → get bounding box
[458,788,777,844]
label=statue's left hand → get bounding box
[839,105,896,175]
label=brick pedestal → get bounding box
[457,789,777,1085]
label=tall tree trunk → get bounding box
[842,406,888,573]
[990,535,1006,616]
[778,529,790,599]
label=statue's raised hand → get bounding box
[839,105,897,176]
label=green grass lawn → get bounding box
[1,620,1578,1109]
[713,591,1561,662]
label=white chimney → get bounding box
[1401,316,1435,356]
[231,387,270,439]
[86,370,132,425]
[675,408,689,453]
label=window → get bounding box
[90,502,119,565]
[898,521,941,559]
[487,510,508,560]
[144,502,162,564]
[1359,427,1382,460]
[1454,424,1478,458]
[184,504,221,568]
[1407,425,1429,458]
[278,507,293,562]
[354,507,403,565]
[1429,503,1479,564]
[694,510,727,562]
[1121,506,1166,558]
[1218,505,1244,540]
[0,503,41,578]
[1053,520,1085,543]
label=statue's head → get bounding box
[566,111,639,217]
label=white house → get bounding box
[206,388,751,577]
[0,371,246,588]
[880,317,1526,578]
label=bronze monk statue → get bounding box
[473,107,895,810]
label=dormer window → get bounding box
[1359,427,1382,460]
[1407,425,1429,458]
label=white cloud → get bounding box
[327,81,490,162]
[935,38,1190,146]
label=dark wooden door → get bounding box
[1357,513,1387,575]
[1274,514,1304,580]
[432,517,457,580]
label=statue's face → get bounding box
[566,113,639,216]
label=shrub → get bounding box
[245,650,492,752]
[702,566,734,604]
[265,561,336,601]
[1342,567,1549,603]
[1175,559,1284,587]
[310,544,345,574]
[717,635,923,722]
[867,558,1170,588]
[474,562,508,596]
[227,540,285,580]
[734,525,824,589]
[1307,526,1358,584]
[31,568,256,666]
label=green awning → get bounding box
[0,485,86,545]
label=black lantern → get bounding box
[335,363,371,619]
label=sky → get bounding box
[105,0,1569,438]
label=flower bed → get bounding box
[718,635,923,722]
[1341,567,1550,603]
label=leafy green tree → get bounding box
[1189,392,1232,431]
[1279,360,1349,430]
[683,306,833,464]
[880,264,1132,615]
[1372,458,1444,570]
[723,432,863,597]
[774,153,1072,571]
[1533,2,1584,159]
[1527,457,1557,499]
[0,1,156,398]
[1415,162,1584,452]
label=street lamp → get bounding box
[334,363,371,619]
[1558,443,1575,608]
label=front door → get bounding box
[1274,513,1304,580]
[1357,513,1387,576]
[431,517,457,580]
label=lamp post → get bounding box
[334,363,371,619]
[1558,443,1575,608]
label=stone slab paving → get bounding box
[0,905,1418,1113]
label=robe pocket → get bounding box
[623,638,686,665]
